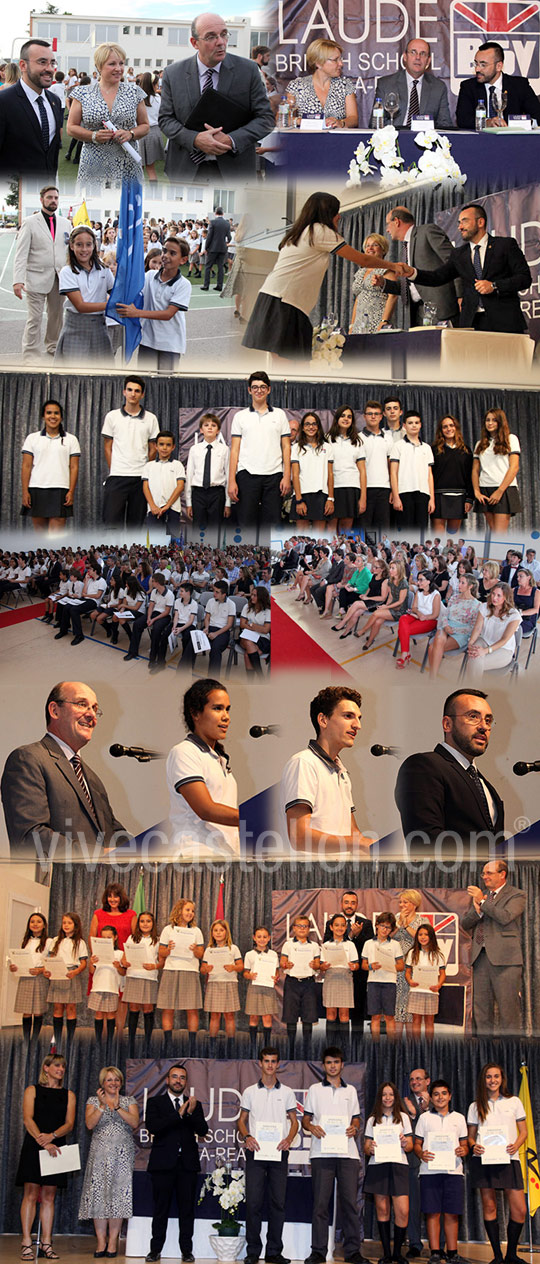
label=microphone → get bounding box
[371,744,401,758]
[249,725,281,739]
[513,760,540,776]
[109,743,163,762]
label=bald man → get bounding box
[158,11,274,182]
[1,681,128,858]
[371,39,453,129]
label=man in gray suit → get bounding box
[372,39,453,129]
[462,860,525,1034]
[374,205,460,327]
[201,205,231,291]
[1,680,128,860]
[158,11,275,182]
[13,184,71,361]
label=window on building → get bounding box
[227,29,238,46]
[167,58,174,65]
[74,57,90,72]
[213,188,235,213]
[145,59,151,66]
[167,186,184,201]
[65,22,91,41]
[122,25,130,35]
[36,21,61,37]
[95,24,119,42]
[156,59,162,67]
[252,29,271,45]
[157,26,164,35]
[146,26,153,35]
[168,26,189,44]
[134,25,141,34]
[134,59,140,67]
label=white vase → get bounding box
[209,1233,246,1262]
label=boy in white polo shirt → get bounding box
[238,1046,298,1264]
[228,371,291,527]
[102,377,160,528]
[116,236,191,372]
[142,431,185,537]
[303,1047,363,1264]
[414,1080,468,1264]
[389,411,435,528]
[124,571,174,670]
[279,685,373,858]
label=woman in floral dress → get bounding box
[79,1066,139,1255]
[67,43,149,189]
[393,890,430,1036]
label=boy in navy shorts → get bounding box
[414,1080,468,1264]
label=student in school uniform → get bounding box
[21,400,80,533]
[44,912,87,1057]
[124,571,174,669]
[243,926,280,1056]
[280,913,320,1059]
[414,1080,469,1264]
[55,227,115,364]
[327,405,367,532]
[142,430,185,536]
[171,581,199,671]
[165,679,240,863]
[102,377,160,529]
[117,236,191,372]
[88,924,125,1059]
[362,912,404,1041]
[185,413,231,529]
[467,1063,527,1264]
[303,1047,363,1264]
[123,912,161,1057]
[238,1046,298,1264]
[112,575,146,645]
[319,912,358,1049]
[9,912,50,1050]
[291,412,335,530]
[405,925,446,1040]
[54,563,107,645]
[389,411,435,528]
[203,580,236,672]
[156,899,204,1057]
[364,1081,413,1264]
[201,919,243,1056]
[228,371,292,528]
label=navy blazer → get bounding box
[0,81,63,176]
[395,742,505,844]
[456,71,540,129]
[146,1092,208,1172]
[413,235,531,333]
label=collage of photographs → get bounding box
[0,1,540,1264]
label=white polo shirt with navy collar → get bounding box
[240,1077,297,1147]
[304,1076,361,1159]
[231,404,291,476]
[361,429,394,488]
[140,268,191,354]
[102,405,160,476]
[166,732,240,859]
[279,739,354,849]
[141,457,186,509]
[389,436,434,494]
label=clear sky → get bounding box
[3,1,268,61]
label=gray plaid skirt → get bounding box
[122,976,159,1005]
[47,972,85,1004]
[245,983,279,1016]
[157,970,202,1010]
[54,310,114,365]
[322,969,354,1008]
[88,990,119,1013]
[204,980,240,1012]
[14,974,50,1014]
[407,989,439,1015]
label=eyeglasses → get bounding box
[59,699,103,718]
[197,28,229,42]
[447,710,495,727]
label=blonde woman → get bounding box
[66,42,149,187]
[466,582,521,676]
[286,39,358,128]
[393,891,429,1036]
[16,1055,76,1261]
[350,233,397,333]
[361,559,409,650]
[79,1066,139,1256]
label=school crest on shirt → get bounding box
[449,0,540,95]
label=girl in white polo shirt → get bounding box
[55,227,115,364]
[88,924,125,1057]
[201,919,243,1057]
[165,679,240,861]
[319,911,358,1038]
[291,412,334,529]
[21,400,80,533]
[389,412,435,528]
[122,911,161,1057]
[472,408,521,533]
[467,1063,527,1264]
[364,1081,413,1264]
[327,405,366,530]
[156,899,204,1057]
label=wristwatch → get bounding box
[129,129,135,140]
[91,131,98,143]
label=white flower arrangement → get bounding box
[347,126,466,188]
[311,317,346,366]
[199,1160,246,1233]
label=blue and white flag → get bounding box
[106,179,145,362]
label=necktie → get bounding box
[467,763,492,823]
[37,95,50,150]
[174,1096,181,1112]
[192,69,216,165]
[473,244,485,311]
[489,85,497,118]
[203,444,212,489]
[405,80,420,127]
[399,241,410,324]
[48,215,56,240]
[71,754,96,816]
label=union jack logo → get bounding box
[450,0,540,94]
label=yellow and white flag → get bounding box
[519,1065,540,1216]
[72,201,91,228]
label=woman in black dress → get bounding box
[17,1055,76,1260]
[431,415,473,534]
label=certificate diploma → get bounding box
[324,944,348,968]
[39,1143,81,1177]
[411,964,439,990]
[46,958,71,980]
[254,1121,282,1161]
[125,944,151,970]
[91,936,114,963]
[207,946,233,981]
[426,1132,457,1172]
[10,949,43,975]
[478,1126,510,1164]
[170,928,197,961]
[251,955,276,989]
[376,948,397,974]
[320,1115,349,1155]
[373,1123,402,1163]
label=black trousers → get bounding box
[149,1164,198,1255]
[208,625,230,671]
[363,487,390,528]
[245,1153,289,1260]
[103,475,147,528]
[58,598,98,637]
[204,250,227,289]
[191,485,226,527]
[177,627,195,670]
[399,491,429,527]
[236,470,282,527]
[311,1158,360,1257]
[129,613,171,660]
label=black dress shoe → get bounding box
[266,1255,290,1264]
[182,1255,195,1262]
[94,1252,108,1258]
[200,286,209,291]
[54,630,67,639]
[71,634,84,645]
[124,652,137,661]
[146,1254,161,1262]
[305,1255,326,1264]
[213,286,222,291]
[406,1250,424,1260]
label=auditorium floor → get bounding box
[0,1240,530,1263]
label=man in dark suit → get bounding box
[406,202,531,334]
[395,688,505,857]
[403,1068,432,1259]
[456,41,540,129]
[372,39,453,129]
[500,551,522,588]
[462,860,525,1033]
[145,1064,208,1263]
[158,12,274,182]
[0,40,63,177]
[376,205,460,327]
[323,891,374,1041]
[1,680,128,859]
[201,206,231,291]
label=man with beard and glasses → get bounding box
[13,185,72,362]
[0,40,63,176]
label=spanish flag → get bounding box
[519,1065,540,1216]
[72,200,91,227]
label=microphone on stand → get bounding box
[109,743,163,762]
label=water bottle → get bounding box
[373,96,384,129]
[278,96,289,129]
[475,100,486,131]
[360,312,370,334]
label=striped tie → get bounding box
[404,80,420,127]
[192,68,216,166]
[71,754,96,816]
[37,95,50,150]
